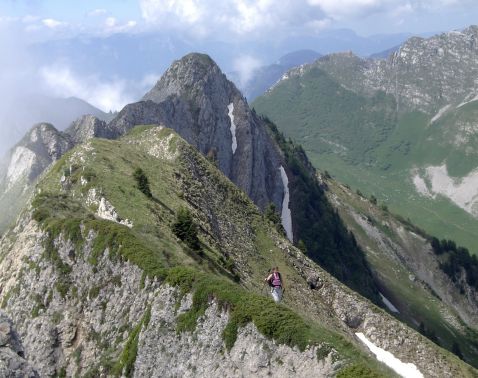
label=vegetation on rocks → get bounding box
[431,237,478,291]
[171,207,202,253]
[133,168,152,198]
[6,125,472,377]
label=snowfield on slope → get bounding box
[356,333,424,378]
[227,103,238,154]
[279,166,293,241]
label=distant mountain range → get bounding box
[254,25,478,254]
[227,50,322,100]
[30,29,419,87]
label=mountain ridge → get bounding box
[254,24,478,254]
[0,125,473,376]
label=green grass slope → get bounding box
[323,176,478,368]
[27,125,403,377]
[253,67,478,253]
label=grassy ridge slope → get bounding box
[27,126,403,376]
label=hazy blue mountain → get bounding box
[228,50,322,100]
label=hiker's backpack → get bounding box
[268,272,281,287]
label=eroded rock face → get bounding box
[6,123,73,186]
[0,311,38,377]
[0,123,74,233]
[65,115,110,144]
[135,288,337,378]
[0,216,339,377]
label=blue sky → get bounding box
[0,1,140,21]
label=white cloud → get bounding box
[42,18,67,29]
[137,0,477,37]
[232,55,262,87]
[105,16,117,28]
[103,17,137,34]
[22,15,40,24]
[307,0,386,20]
[40,65,134,112]
[88,9,108,17]
[138,0,329,37]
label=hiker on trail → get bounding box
[265,266,284,303]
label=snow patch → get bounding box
[429,104,451,124]
[355,333,423,378]
[379,292,399,313]
[279,166,293,241]
[6,146,36,188]
[227,103,237,154]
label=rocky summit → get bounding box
[0,123,73,232]
[113,53,287,215]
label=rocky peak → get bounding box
[143,53,236,106]
[5,123,72,186]
[374,25,478,112]
[112,53,287,225]
[19,123,72,162]
[65,115,109,144]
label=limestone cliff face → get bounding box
[0,310,38,377]
[7,123,72,185]
[0,123,73,232]
[371,26,478,112]
[0,216,337,377]
[65,114,110,144]
[110,53,286,218]
[0,212,471,377]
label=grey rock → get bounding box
[65,114,110,144]
[0,311,38,377]
[110,53,286,216]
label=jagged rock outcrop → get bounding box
[0,311,38,377]
[5,123,72,186]
[110,53,286,217]
[0,123,73,233]
[65,114,110,144]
